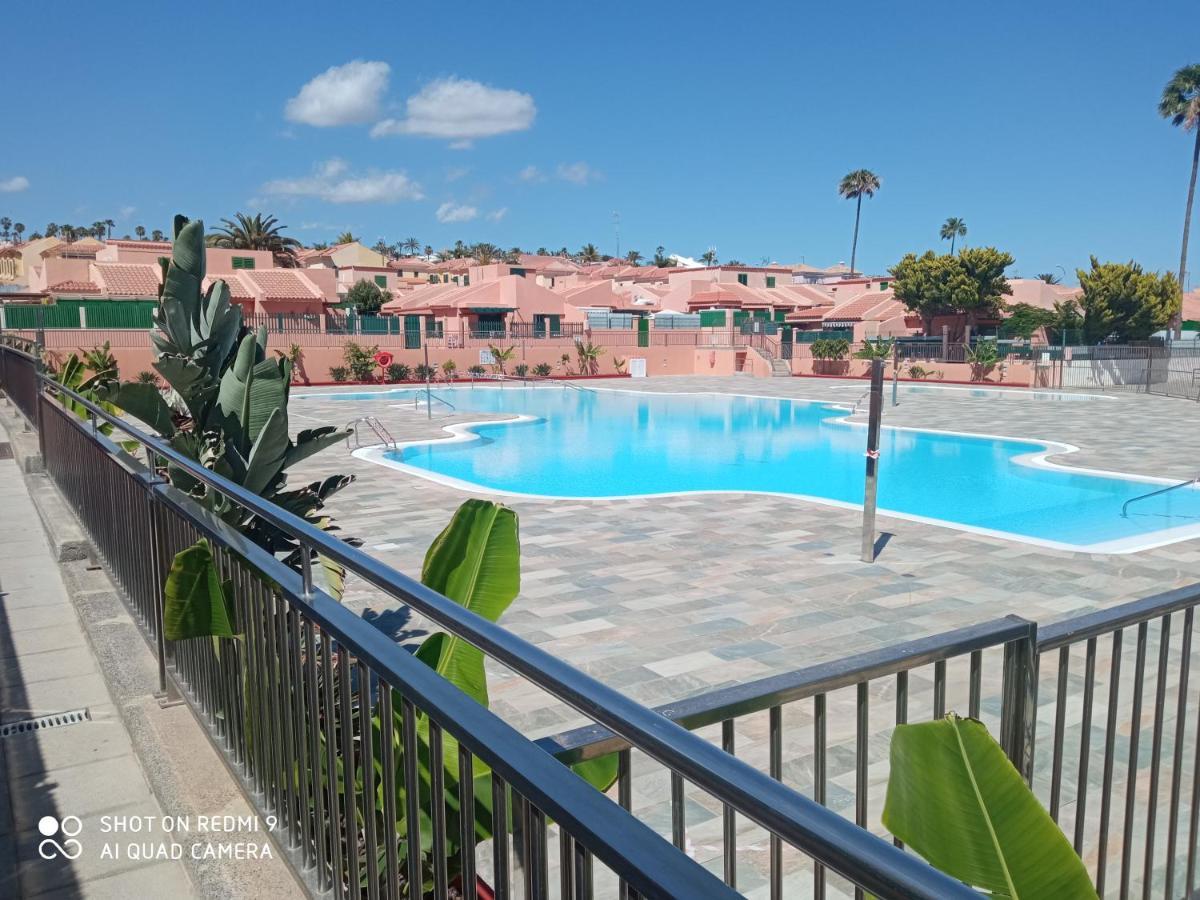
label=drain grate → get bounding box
[0,709,91,738]
[0,442,12,460]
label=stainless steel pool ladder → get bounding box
[478,373,594,392]
[345,416,396,450]
[1121,476,1200,517]
[851,389,871,414]
[414,391,456,412]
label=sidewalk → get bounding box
[0,412,193,897]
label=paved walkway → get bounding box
[0,415,193,897]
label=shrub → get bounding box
[135,370,160,385]
[329,366,349,383]
[613,356,627,374]
[346,279,388,314]
[965,341,1000,380]
[386,363,411,383]
[533,363,552,376]
[441,360,457,381]
[343,341,379,382]
[811,337,850,361]
[514,363,529,377]
[907,364,931,380]
[467,364,486,377]
[854,338,894,361]
[414,364,436,381]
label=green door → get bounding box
[637,316,650,347]
[549,314,561,336]
[781,325,794,360]
[533,314,547,337]
[404,315,422,349]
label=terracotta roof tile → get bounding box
[202,274,255,300]
[48,280,99,293]
[95,263,160,297]
[244,270,319,301]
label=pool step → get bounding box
[769,359,792,377]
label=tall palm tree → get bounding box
[104,218,115,239]
[13,223,24,243]
[1036,272,1062,285]
[402,236,421,255]
[700,248,718,266]
[625,249,643,265]
[373,238,391,260]
[44,222,58,237]
[91,221,107,239]
[0,218,10,241]
[134,225,146,240]
[579,243,600,263]
[838,169,881,275]
[1160,63,1200,335]
[151,229,165,241]
[208,213,302,265]
[334,231,357,245]
[940,217,967,254]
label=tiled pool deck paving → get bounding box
[292,376,1200,893]
[289,376,1200,737]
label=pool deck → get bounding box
[289,376,1200,739]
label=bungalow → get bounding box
[787,289,918,340]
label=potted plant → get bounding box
[386,362,411,383]
[441,360,458,382]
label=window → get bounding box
[880,281,889,290]
[231,256,255,270]
[737,273,748,286]
[374,275,387,288]
[463,275,469,286]
[766,276,776,288]
[510,267,527,278]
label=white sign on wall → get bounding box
[628,358,647,378]
[479,349,495,366]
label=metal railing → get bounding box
[1041,343,1200,400]
[346,416,397,449]
[9,367,970,899]
[544,584,1200,898]
[0,339,42,427]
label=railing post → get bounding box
[1000,622,1038,784]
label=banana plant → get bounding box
[882,715,1096,898]
[99,214,354,638]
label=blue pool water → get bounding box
[316,386,1200,551]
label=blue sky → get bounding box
[2,0,1197,285]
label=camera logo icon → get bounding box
[38,815,83,861]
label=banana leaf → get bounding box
[881,715,1096,899]
[102,382,177,437]
[163,538,238,640]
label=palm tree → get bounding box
[423,244,433,257]
[579,243,600,263]
[838,169,881,275]
[151,229,165,241]
[1160,63,1200,335]
[0,217,10,241]
[402,237,421,255]
[700,248,718,266]
[44,222,58,238]
[486,344,516,375]
[940,217,967,254]
[1036,272,1062,285]
[652,246,674,267]
[208,213,302,265]
[13,223,24,243]
[335,231,357,244]
[474,244,497,265]
[625,250,643,265]
[134,225,146,240]
[91,221,107,239]
[104,218,115,239]
[575,340,605,375]
[373,238,391,260]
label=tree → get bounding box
[1002,303,1056,339]
[505,247,522,264]
[1160,63,1200,335]
[44,222,58,238]
[1036,272,1061,284]
[135,225,146,240]
[625,250,642,265]
[472,243,498,265]
[579,243,600,263]
[652,246,674,267]
[1078,257,1180,343]
[838,169,881,275]
[0,217,10,241]
[208,213,301,266]
[335,231,358,244]
[104,218,115,239]
[91,221,107,239]
[423,244,433,257]
[372,238,391,260]
[940,217,967,254]
[891,247,1014,334]
[700,249,718,266]
[13,223,24,242]
[345,279,389,314]
[151,229,165,241]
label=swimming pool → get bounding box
[320,386,1200,552]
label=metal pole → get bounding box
[860,359,884,563]
[891,341,899,407]
[424,342,432,419]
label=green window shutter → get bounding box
[774,309,786,323]
[232,256,255,270]
[733,310,750,326]
[766,276,776,288]
[700,310,727,327]
[880,281,889,290]
[374,275,387,288]
[737,273,748,286]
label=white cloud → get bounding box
[119,205,137,219]
[486,208,508,222]
[445,166,470,182]
[436,202,479,224]
[556,162,600,185]
[518,165,545,182]
[372,77,536,140]
[0,176,29,192]
[285,60,391,127]
[262,159,423,204]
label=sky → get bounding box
[2,0,1197,286]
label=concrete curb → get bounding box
[27,477,90,562]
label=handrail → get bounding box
[540,616,1032,763]
[345,415,396,449]
[415,391,456,411]
[34,373,972,899]
[1038,582,1200,652]
[1120,476,1199,517]
[477,373,595,393]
